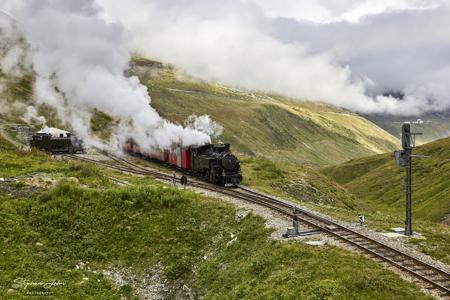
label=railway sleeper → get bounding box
[339,236,362,242]
[355,241,377,246]
[388,259,410,264]
[364,245,383,251]
[401,264,424,273]
[347,237,366,241]
[333,230,353,236]
[375,251,400,258]
[353,240,375,246]
[409,268,429,273]
[431,277,450,283]
[423,285,439,290]
[421,272,443,277]
[398,259,423,266]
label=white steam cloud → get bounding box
[96,0,450,116]
[1,0,218,151]
[22,106,46,125]
[0,15,31,78]
[185,114,223,139]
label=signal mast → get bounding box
[394,123,424,236]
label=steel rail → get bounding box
[64,154,148,175]
[239,186,450,279]
[237,189,450,296]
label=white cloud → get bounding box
[96,0,374,111]
[96,0,450,115]
[241,0,337,23]
[270,2,450,114]
[3,0,449,118]
[244,0,445,23]
[335,0,445,23]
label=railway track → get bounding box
[65,153,450,298]
[237,187,450,298]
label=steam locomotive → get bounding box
[125,139,242,187]
[30,128,84,154]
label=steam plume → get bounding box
[2,0,216,151]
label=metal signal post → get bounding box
[394,123,423,236]
[404,147,413,236]
[402,123,413,236]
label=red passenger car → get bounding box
[127,140,192,171]
[180,147,192,169]
[124,138,242,186]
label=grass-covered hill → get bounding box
[0,136,431,299]
[323,137,450,223]
[321,137,450,263]
[129,58,398,166]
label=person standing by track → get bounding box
[180,175,188,189]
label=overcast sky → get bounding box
[3,0,450,116]
[93,0,450,115]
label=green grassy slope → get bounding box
[323,137,450,223]
[0,137,431,299]
[241,156,358,210]
[130,58,398,166]
[321,138,450,263]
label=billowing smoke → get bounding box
[22,106,46,125]
[1,0,214,151]
[96,0,450,116]
[185,114,223,139]
[0,13,31,78]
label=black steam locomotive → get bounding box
[191,143,242,186]
[30,131,84,154]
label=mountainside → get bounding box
[364,112,450,145]
[320,138,450,263]
[130,58,398,166]
[0,57,399,166]
[322,137,450,224]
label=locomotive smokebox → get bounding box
[222,154,238,170]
